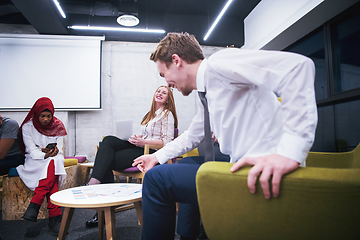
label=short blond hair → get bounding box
[150,32,204,68]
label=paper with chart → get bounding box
[71,184,142,200]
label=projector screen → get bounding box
[0,34,104,110]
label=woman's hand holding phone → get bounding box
[42,145,59,159]
[46,143,57,150]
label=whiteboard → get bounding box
[0,34,104,110]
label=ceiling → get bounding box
[0,0,260,47]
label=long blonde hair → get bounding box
[141,85,178,128]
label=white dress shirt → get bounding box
[140,107,175,145]
[155,48,318,165]
[16,120,66,190]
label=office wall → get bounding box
[243,0,324,50]
[1,34,223,161]
[243,0,359,50]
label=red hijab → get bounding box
[19,97,67,152]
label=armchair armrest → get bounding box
[196,162,360,240]
[143,144,179,164]
[144,144,163,155]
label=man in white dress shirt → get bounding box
[133,32,318,240]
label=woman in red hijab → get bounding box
[16,97,67,236]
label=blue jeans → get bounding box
[142,156,204,240]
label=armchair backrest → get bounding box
[352,143,360,168]
[169,128,179,164]
[306,143,360,169]
[174,128,178,139]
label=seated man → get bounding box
[133,32,318,240]
[0,114,24,175]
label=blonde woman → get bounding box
[86,85,178,228]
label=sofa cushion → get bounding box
[64,158,78,167]
[65,156,87,163]
[8,167,19,177]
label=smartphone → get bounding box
[46,143,57,150]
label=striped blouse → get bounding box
[140,107,175,145]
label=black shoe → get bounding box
[48,215,62,236]
[198,223,208,239]
[85,213,98,228]
[22,202,41,222]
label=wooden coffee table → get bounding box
[50,183,142,240]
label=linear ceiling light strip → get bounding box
[52,0,66,18]
[68,25,165,34]
[203,0,233,41]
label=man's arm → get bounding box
[0,138,15,159]
[133,98,207,171]
[0,117,19,159]
[150,102,206,165]
[211,49,318,198]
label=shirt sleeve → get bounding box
[160,111,175,145]
[155,98,206,164]
[1,119,19,139]
[209,48,318,163]
[22,122,46,160]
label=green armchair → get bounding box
[196,144,360,240]
[306,143,360,169]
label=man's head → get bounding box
[150,32,204,67]
[150,32,205,96]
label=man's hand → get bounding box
[132,154,159,172]
[230,154,299,199]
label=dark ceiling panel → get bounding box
[2,0,260,46]
[11,0,68,34]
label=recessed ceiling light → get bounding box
[117,15,140,27]
[68,25,165,34]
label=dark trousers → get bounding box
[142,156,205,240]
[0,153,24,175]
[91,135,155,183]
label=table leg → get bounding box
[134,201,143,226]
[98,209,105,240]
[104,206,116,240]
[58,207,74,240]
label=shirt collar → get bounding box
[196,58,207,93]
[155,106,164,114]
